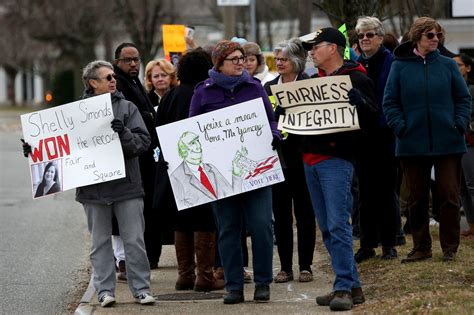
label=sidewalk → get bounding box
[75,242,338,314]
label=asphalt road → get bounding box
[0,110,90,314]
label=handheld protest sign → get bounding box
[21,93,125,198]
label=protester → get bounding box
[353,16,398,263]
[300,27,378,311]
[454,53,474,239]
[263,38,316,283]
[23,60,155,307]
[114,43,161,271]
[382,33,400,53]
[34,162,61,197]
[243,42,275,85]
[189,40,280,304]
[383,17,472,263]
[144,59,178,108]
[154,48,224,291]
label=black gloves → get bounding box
[21,139,31,158]
[348,88,364,107]
[111,118,125,135]
[271,135,281,151]
[274,105,286,121]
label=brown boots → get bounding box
[174,231,196,290]
[174,231,224,291]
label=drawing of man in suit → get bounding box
[170,131,244,209]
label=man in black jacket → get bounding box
[298,28,378,311]
[113,43,161,270]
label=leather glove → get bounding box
[274,105,286,121]
[348,88,364,107]
[111,118,125,135]
[21,139,31,158]
[271,135,281,151]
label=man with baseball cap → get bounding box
[295,27,378,311]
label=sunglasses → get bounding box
[422,32,443,40]
[357,32,378,40]
[98,74,117,82]
[224,55,247,65]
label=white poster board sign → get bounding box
[270,75,359,135]
[21,93,125,198]
[156,98,284,210]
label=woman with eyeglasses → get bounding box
[144,59,178,109]
[383,17,472,263]
[77,60,155,306]
[263,38,316,284]
[352,16,399,263]
[189,40,280,304]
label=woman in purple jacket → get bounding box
[189,40,281,304]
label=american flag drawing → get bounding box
[244,155,279,179]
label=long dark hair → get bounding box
[40,162,59,186]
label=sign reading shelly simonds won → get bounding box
[21,93,125,198]
[270,75,359,135]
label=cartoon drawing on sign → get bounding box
[32,160,62,198]
[170,131,247,208]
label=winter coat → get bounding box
[153,83,216,231]
[300,61,378,162]
[76,91,151,204]
[189,75,280,139]
[114,65,157,202]
[382,41,472,156]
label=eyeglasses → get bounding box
[224,55,247,65]
[97,74,116,81]
[422,32,443,40]
[274,57,289,63]
[117,57,141,64]
[456,63,466,68]
[357,32,378,40]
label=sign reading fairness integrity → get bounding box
[270,75,359,135]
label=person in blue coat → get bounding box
[383,17,472,263]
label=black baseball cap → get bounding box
[302,27,346,50]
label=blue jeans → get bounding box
[212,187,273,291]
[304,158,361,292]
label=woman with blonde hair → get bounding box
[144,59,178,108]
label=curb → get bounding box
[74,274,95,315]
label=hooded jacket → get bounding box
[299,61,377,163]
[75,91,151,204]
[382,41,472,156]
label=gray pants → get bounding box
[83,198,151,299]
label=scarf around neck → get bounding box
[208,69,250,91]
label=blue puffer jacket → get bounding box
[383,41,472,156]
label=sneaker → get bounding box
[99,294,116,307]
[243,269,252,283]
[298,270,313,282]
[401,249,432,263]
[274,270,293,283]
[223,290,244,304]
[316,288,365,306]
[442,251,456,262]
[381,247,398,260]
[329,291,353,311]
[117,260,127,282]
[135,292,156,305]
[254,284,270,302]
[354,248,376,263]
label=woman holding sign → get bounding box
[189,40,281,304]
[34,161,61,197]
[263,38,316,284]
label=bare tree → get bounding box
[114,0,179,64]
